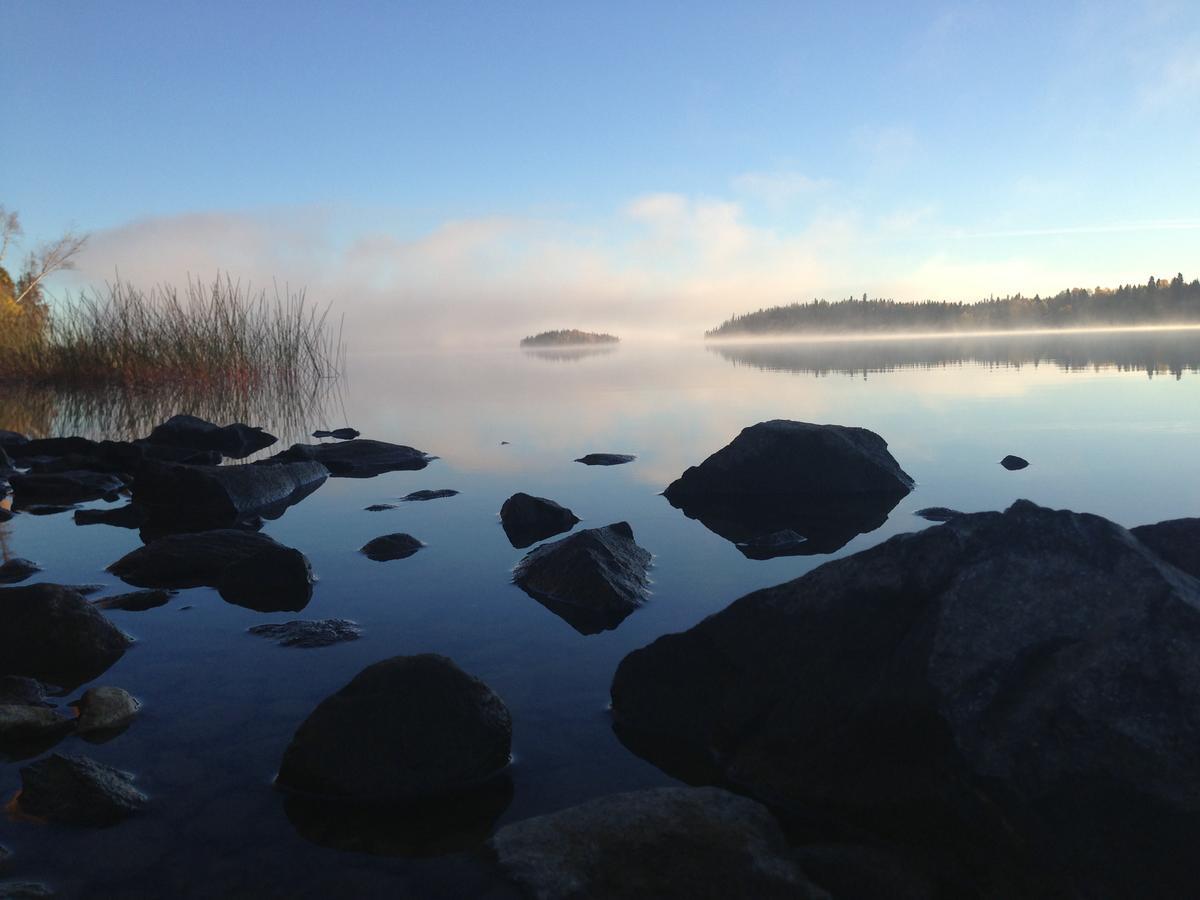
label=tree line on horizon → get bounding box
[705,274,1200,337]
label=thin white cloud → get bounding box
[731,170,831,207]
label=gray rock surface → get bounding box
[277,654,512,802]
[248,618,361,648]
[0,584,132,688]
[500,493,579,549]
[71,687,141,735]
[18,753,147,825]
[575,453,636,466]
[269,439,432,477]
[360,533,423,561]
[490,786,828,900]
[513,523,651,634]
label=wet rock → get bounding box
[0,883,54,899]
[575,453,636,466]
[74,503,148,530]
[0,430,29,450]
[360,533,423,562]
[1131,517,1200,580]
[400,489,458,502]
[663,421,913,557]
[277,654,512,802]
[611,500,1200,898]
[490,786,827,900]
[145,414,277,459]
[71,687,141,735]
[7,436,97,460]
[0,559,40,585]
[914,506,963,522]
[364,504,396,512]
[0,706,75,744]
[513,522,651,634]
[312,428,360,440]
[95,438,222,471]
[736,528,808,559]
[92,589,174,612]
[500,492,579,549]
[18,753,147,826]
[63,584,104,597]
[248,618,361,648]
[269,439,432,478]
[0,584,132,688]
[109,528,292,588]
[131,459,328,529]
[9,471,125,506]
[1000,454,1029,470]
[218,544,315,613]
[0,677,55,707]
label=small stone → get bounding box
[914,507,964,522]
[360,533,423,562]
[1000,454,1029,470]
[312,428,360,440]
[0,560,40,586]
[248,619,361,648]
[71,687,141,735]
[92,590,173,612]
[364,504,396,512]
[399,489,458,502]
[18,753,147,826]
[575,453,636,466]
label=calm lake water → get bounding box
[3,330,1200,898]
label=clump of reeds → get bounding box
[0,274,343,391]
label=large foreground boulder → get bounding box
[131,459,328,528]
[18,753,147,826]
[0,585,132,688]
[268,439,433,477]
[490,786,828,900]
[500,493,579,549]
[611,500,1200,898]
[513,523,651,635]
[277,654,512,803]
[144,414,277,458]
[662,420,913,558]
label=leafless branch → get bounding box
[15,231,89,305]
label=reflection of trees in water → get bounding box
[0,376,342,446]
[709,330,1200,380]
[521,346,618,363]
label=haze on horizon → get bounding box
[3,0,1199,348]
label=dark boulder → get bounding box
[611,500,1200,898]
[7,436,97,460]
[92,589,174,612]
[0,559,41,585]
[0,584,132,688]
[575,453,636,466]
[360,533,423,561]
[1131,517,1200,580]
[312,427,360,440]
[513,522,651,634]
[18,753,147,826]
[277,654,512,802]
[499,492,579,548]
[0,677,55,707]
[74,504,148,530]
[131,459,328,529]
[663,421,913,557]
[9,471,125,506]
[269,439,432,478]
[490,786,827,900]
[145,414,277,458]
[248,618,361,648]
[400,489,458,502]
[0,430,28,450]
[1000,454,1029,470]
[71,686,141,735]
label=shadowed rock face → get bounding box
[513,522,651,635]
[269,439,433,478]
[277,654,512,803]
[499,492,579,549]
[0,584,132,689]
[663,420,914,559]
[490,786,828,900]
[145,414,277,459]
[1130,517,1200,579]
[611,500,1200,898]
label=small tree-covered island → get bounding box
[707,274,1200,337]
[520,329,620,347]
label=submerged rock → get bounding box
[248,618,361,648]
[145,414,277,459]
[914,506,963,522]
[9,471,125,506]
[490,786,827,900]
[364,504,396,512]
[400,489,458,502]
[663,420,913,558]
[92,589,174,612]
[0,584,132,688]
[1000,454,1029,470]
[1130,517,1200,580]
[18,753,147,826]
[312,428,360,440]
[0,559,41,585]
[500,492,579,549]
[575,453,636,466]
[513,522,651,634]
[269,439,432,478]
[611,500,1200,898]
[73,504,148,529]
[360,533,423,562]
[71,687,141,735]
[277,654,512,802]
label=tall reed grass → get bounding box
[0,274,343,391]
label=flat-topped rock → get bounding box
[400,489,458,502]
[312,428,360,440]
[513,522,651,634]
[360,533,423,561]
[500,492,579,549]
[269,439,433,478]
[145,414,277,458]
[575,453,636,466]
[92,589,174,612]
[248,618,361,648]
[9,471,125,506]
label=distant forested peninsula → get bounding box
[521,329,620,347]
[706,274,1200,337]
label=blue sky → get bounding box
[3,1,1199,343]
